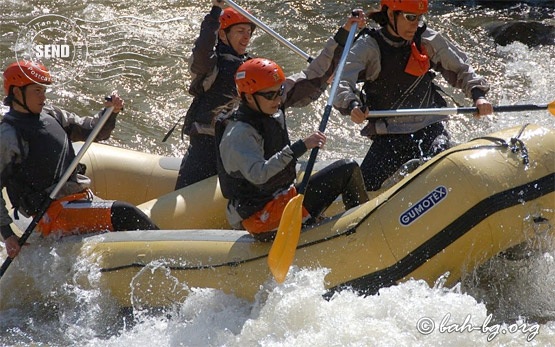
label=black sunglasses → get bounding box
[401,12,423,22]
[254,84,285,101]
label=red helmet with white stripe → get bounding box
[381,0,428,14]
[220,8,253,31]
[235,58,285,95]
[3,61,52,96]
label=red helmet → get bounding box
[3,61,52,96]
[235,58,286,95]
[220,8,253,31]
[381,0,428,14]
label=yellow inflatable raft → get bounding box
[2,124,554,309]
[78,144,229,229]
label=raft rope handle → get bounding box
[509,138,529,166]
[508,123,530,166]
[471,123,530,166]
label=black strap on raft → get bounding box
[509,124,530,165]
[472,123,530,166]
[162,115,185,142]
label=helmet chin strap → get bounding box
[11,85,38,115]
[223,33,240,56]
[253,96,274,117]
[253,97,266,115]
[388,12,401,37]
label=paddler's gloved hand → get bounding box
[212,0,225,8]
[343,9,366,32]
[1,224,21,258]
[104,91,124,114]
[349,100,368,124]
[475,97,493,116]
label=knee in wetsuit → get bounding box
[111,201,159,230]
[338,159,370,210]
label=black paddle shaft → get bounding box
[297,105,333,194]
[459,104,550,114]
[0,197,53,277]
[296,22,359,195]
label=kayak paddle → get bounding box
[267,24,359,283]
[0,106,115,279]
[224,0,313,63]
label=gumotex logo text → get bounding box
[400,186,448,226]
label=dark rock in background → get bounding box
[485,21,555,46]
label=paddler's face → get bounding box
[219,23,253,55]
[387,9,424,41]
[13,84,47,114]
[247,83,284,115]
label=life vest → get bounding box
[1,110,77,216]
[215,104,297,219]
[360,26,447,135]
[363,26,444,110]
[182,43,250,137]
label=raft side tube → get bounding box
[76,142,180,205]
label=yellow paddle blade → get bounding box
[549,100,555,115]
[268,194,305,283]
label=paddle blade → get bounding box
[268,194,305,283]
[549,100,555,115]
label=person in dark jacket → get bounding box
[216,11,369,241]
[333,0,494,191]
[1,61,158,259]
[174,0,256,189]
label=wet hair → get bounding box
[211,96,241,127]
[368,6,390,27]
[3,87,16,106]
[3,95,12,106]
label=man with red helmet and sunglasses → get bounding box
[214,11,369,241]
[174,0,257,190]
[334,0,494,191]
[1,61,158,258]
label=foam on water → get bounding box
[2,237,555,346]
[75,267,555,346]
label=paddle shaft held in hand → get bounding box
[268,24,359,283]
[364,101,555,118]
[297,26,359,193]
[0,106,115,279]
[223,0,313,62]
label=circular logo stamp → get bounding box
[15,14,88,88]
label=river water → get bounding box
[1,0,555,346]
